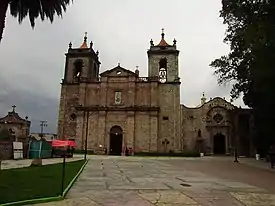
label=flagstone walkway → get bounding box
[33,156,275,206]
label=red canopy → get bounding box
[51,140,76,147]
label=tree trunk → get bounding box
[0,0,9,43]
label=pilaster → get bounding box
[126,111,135,149]
[150,111,158,152]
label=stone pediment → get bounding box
[0,111,30,125]
[206,97,236,110]
[100,65,137,77]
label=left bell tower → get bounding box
[63,32,101,83]
[58,33,101,140]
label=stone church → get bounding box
[58,31,254,156]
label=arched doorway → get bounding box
[109,126,123,156]
[213,133,226,154]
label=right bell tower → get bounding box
[147,29,181,153]
[147,29,180,83]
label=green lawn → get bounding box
[0,159,85,204]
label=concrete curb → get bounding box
[62,159,89,197]
[1,159,88,206]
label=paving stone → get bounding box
[230,192,275,206]
[30,156,275,205]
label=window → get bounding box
[198,129,201,137]
[70,113,76,121]
[163,116,169,120]
[159,58,167,83]
[213,113,223,123]
[73,59,83,79]
[114,92,122,104]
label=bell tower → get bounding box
[58,33,101,140]
[147,29,180,83]
[147,29,181,152]
[63,32,101,84]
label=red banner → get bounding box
[51,140,76,147]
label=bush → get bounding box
[134,151,200,157]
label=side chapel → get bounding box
[57,30,254,156]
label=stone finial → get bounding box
[173,38,177,46]
[135,66,139,76]
[150,39,154,46]
[69,42,72,49]
[12,105,16,112]
[201,93,206,105]
[90,41,93,48]
[96,50,99,55]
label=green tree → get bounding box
[0,0,73,43]
[210,0,275,155]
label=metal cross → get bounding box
[12,105,16,112]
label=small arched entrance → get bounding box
[213,132,226,154]
[109,126,123,156]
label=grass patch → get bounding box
[0,159,85,204]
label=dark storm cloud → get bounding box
[0,80,59,133]
[0,0,247,133]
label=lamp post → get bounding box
[84,110,89,160]
[39,120,47,138]
[227,111,239,163]
[234,147,239,163]
[75,105,96,160]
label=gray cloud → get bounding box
[0,0,246,133]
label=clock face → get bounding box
[159,68,167,83]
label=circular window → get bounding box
[213,113,223,123]
[70,113,77,121]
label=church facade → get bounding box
[57,31,254,156]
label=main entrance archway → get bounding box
[213,132,226,154]
[109,126,123,156]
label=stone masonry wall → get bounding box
[158,84,181,153]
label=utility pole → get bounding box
[40,121,47,138]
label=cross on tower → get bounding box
[84,32,88,42]
[161,28,165,39]
[12,105,16,112]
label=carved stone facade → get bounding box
[0,106,30,141]
[181,97,248,155]
[0,106,31,159]
[58,31,180,155]
[58,31,254,156]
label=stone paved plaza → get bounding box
[32,156,275,206]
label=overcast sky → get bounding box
[0,0,246,133]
